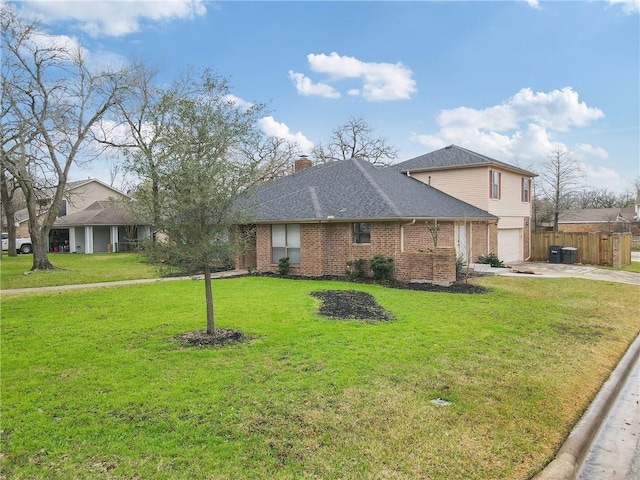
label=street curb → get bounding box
[533,333,640,480]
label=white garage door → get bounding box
[498,229,522,263]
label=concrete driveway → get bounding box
[471,260,639,286]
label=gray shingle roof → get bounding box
[558,207,635,223]
[53,201,144,227]
[242,158,496,222]
[393,144,537,176]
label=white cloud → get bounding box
[573,143,609,161]
[21,0,207,37]
[582,165,623,185]
[223,94,254,112]
[258,116,314,154]
[525,0,541,9]
[288,71,341,99]
[291,52,416,102]
[411,87,606,171]
[608,0,640,14]
[28,32,87,60]
[508,87,604,131]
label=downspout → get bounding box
[400,219,416,253]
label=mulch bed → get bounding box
[310,290,393,322]
[178,328,248,347]
[258,272,488,294]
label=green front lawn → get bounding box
[2,276,639,479]
[0,253,159,289]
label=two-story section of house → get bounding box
[394,145,537,262]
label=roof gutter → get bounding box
[254,216,496,224]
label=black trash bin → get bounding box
[562,247,577,264]
[549,245,562,263]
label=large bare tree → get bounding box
[537,146,583,232]
[312,116,398,165]
[0,166,22,256]
[1,5,133,269]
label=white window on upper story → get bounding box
[522,178,531,203]
[271,224,300,264]
[489,170,501,200]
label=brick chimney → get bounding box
[294,155,313,173]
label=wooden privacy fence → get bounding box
[531,232,631,267]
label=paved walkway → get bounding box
[0,269,249,295]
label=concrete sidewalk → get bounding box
[0,269,249,295]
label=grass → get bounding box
[0,253,159,289]
[2,275,639,479]
[620,261,640,273]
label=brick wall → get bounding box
[431,247,457,285]
[558,223,602,233]
[489,222,498,256]
[255,220,461,284]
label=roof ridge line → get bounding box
[308,186,323,218]
[352,159,402,217]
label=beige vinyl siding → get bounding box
[66,182,128,215]
[411,168,490,211]
[489,170,532,218]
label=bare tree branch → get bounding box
[312,116,398,165]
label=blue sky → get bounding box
[13,0,640,193]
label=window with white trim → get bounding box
[490,170,501,199]
[353,222,371,244]
[522,178,531,203]
[271,224,300,264]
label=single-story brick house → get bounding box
[238,157,498,285]
[557,207,637,234]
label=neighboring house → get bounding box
[9,178,149,253]
[393,145,537,262]
[239,157,498,284]
[53,201,151,254]
[557,207,638,234]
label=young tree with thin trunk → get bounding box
[1,5,133,270]
[538,146,583,232]
[312,116,398,165]
[140,70,266,335]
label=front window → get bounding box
[490,170,501,199]
[353,222,371,244]
[58,199,67,216]
[271,224,300,264]
[522,178,530,203]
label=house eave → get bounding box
[251,215,497,224]
[400,163,537,177]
